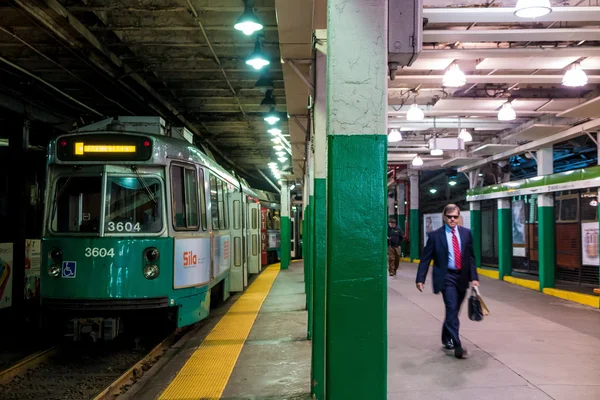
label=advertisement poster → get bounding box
[512,200,526,245]
[260,208,268,265]
[214,235,231,277]
[0,243,13,309]
[582,222,599,266]
[25,239,41,300]
[174,237,211,289]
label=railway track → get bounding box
[0,328,188,400]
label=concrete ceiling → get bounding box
[0,0,289,189]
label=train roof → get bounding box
[49,128,261,199]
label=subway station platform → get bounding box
[389,262,600,400]
[127,259,600,400]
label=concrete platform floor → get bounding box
[132,262,311,400]
[390,262,600,400]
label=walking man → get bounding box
[387,218,403,276]
[416,204,479,359]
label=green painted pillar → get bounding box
[307,200,314,339]
[326,0,387,398]
[280,180,291,270]
[409,172,420,261]
[498,198,512,279]
[470,201,481,268]
[538,193,555,289]
[311,30,327,400]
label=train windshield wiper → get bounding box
[131,165,157,204]
[51,166,80,221]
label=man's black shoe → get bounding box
[454,347,469,359]
[442,340,454,350]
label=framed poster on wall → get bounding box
[582,222,599,266]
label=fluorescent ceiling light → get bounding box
[406,103,425,121]
[514,0,552,19]
[562,62,587,87]
[430,148,444,156]
[498,102,516,121]
[388,129,402,142]
[412,154,424,166]
[442,63,466,88]
[458,128,472,142]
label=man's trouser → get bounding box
[387,246,401,275]
[441,270,467,349]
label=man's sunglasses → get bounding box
[445,215,459,220]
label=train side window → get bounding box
[252,207,258,230]
[218,180,226,230]
[184,168,199,228]
[210,175,219,230]
[171,165,199,230]
[233,200,241,230]
[198,169,207,231]
[171,166,186,228]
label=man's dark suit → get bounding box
[416,225,478,351]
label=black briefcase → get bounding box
[468,288,484,322]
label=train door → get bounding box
[248,202,260,274]
[244,199,250,287]
[229,189,244,292]
[260,207,268,270]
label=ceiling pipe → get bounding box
[423,28,600,43]
[419,47,600,59]
[389,75,600,85]
[423,7,600,24]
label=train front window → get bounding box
[105,176,162,233]
[52,176,102,233]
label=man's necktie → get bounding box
[452,228,462,270]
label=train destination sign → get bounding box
[56,134,153,161]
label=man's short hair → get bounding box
[389,217,396,223]
[443,204,461,215]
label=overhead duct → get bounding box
[388,0,423,80]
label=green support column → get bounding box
[470,201,481,268]
[538,193,555,290]
[280,180,291,270]
[311,31,327,398]
[409,173,420,261]
[307,200,314,339]
[326,0,387,398]
[498,198,512,279]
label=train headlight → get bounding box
[48,265,61,277]
[144,247,160,262]
[49,248,62,261]
[143,264,159,280]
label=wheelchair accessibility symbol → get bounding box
[61,261,76,278]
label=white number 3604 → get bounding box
[107,222,141,232]
[85,247,115,257]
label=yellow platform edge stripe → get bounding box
[543,287,600,309]
[477,268,500,280]
[503,275,540,291]
[158,264,281,400]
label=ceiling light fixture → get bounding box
[449,181,457,186]
[264,108,280,125]
[246,37,270,70]
[406,103,424,121]
[458,128,472,142]
[562,62,587,87]
[429,188,437,194]
[271,137,281,144]
[268,127,282,135]
[278,156,287,163]
[276,151,286,157]
[514,0,552,19]
[388,129,402,142]
[273,145,284,151]
[498,102,516,121]
[442,62,466,88]
[234,0,264,35]
[412,154,424,166]
[430,148,443,156]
